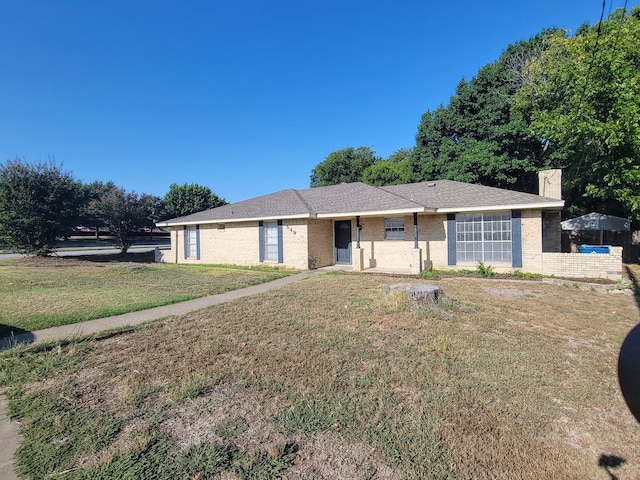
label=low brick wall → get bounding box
[542,247,623,280]
[154,247,170,263]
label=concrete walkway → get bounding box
[0,268,329,480]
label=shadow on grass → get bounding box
[624,265,640,311]
[598,454,626,480]
[71,250,156,263]
[0,325,34,351]
[612,266,640,477]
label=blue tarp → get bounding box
[577,245,611,254]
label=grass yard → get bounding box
[1,271,639,479]
[0,252,294,336]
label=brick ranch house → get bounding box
[157,170,623,280]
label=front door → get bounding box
[335,220,352,264]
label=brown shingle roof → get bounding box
[381,180,562,210]
[159,180,563,225]
[297,182,423,214]
[161,189,311,224]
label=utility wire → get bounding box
[603,0,629,101]
[576,0,607,121]
[570,0,607,183]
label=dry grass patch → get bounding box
[2,272,639,479]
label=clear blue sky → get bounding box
[1,0,634,203]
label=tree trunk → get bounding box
[388,283,446,305]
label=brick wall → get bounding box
[358,217,410,269]
[281,219,312,269]
[539,169,562,199]
[156,229,179,263]
[198,222,258,265]
[542,210,562,252]
[542,247,623,280]
[521,210,543,274]
[358,217,381,268]
[421,214,448,270]
[165,221,311,270]
[307,218,334,268]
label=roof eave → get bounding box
[156,200,565,227]
[159,213,316,227]
[436,201,565,214]
[316,207,433,219]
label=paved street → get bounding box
[0,238,169,260]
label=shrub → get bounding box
[475,262,494,278]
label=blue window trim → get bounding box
[195,225,200,260]
[258,221,264,262]
[511,210,522,268]
[183,226,187,259]
[447,214,456,266]
[277,220,283,264]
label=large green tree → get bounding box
[310,146,379,187]
[89,186,158,253]
[362,149,412,186]
[0,158,84,255]
[78,180,117,237]
[161,183,227,220]
[411,31,557,193]
[514,7,640,219]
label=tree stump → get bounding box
[388,283,445,305]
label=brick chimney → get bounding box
[538,169,562,199]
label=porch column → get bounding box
[412,212,422,274]
[354,215,364,271]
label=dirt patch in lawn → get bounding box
[483,285,543,298]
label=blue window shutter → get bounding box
[277,220,283,263]
[195,225,201,260]
[258,221,264,262]
[511,210,522,268]
[183,226,188,259]
[447,214,456,266]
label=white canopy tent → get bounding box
[561,212,630,245]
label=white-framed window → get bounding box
[456,212,511,263]
[186,225,199,259]
[264,221,279,262]
[384,217,405,240]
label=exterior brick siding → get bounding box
[542,247,623,280]
[521,210,543,274]
[157,212,622,280]
[165,220,311,270]
[307,219,334,268]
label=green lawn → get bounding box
[0,253,294,336]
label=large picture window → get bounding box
[384,217,405,240]
[456,212,511,263]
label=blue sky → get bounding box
[1,0,634,203]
